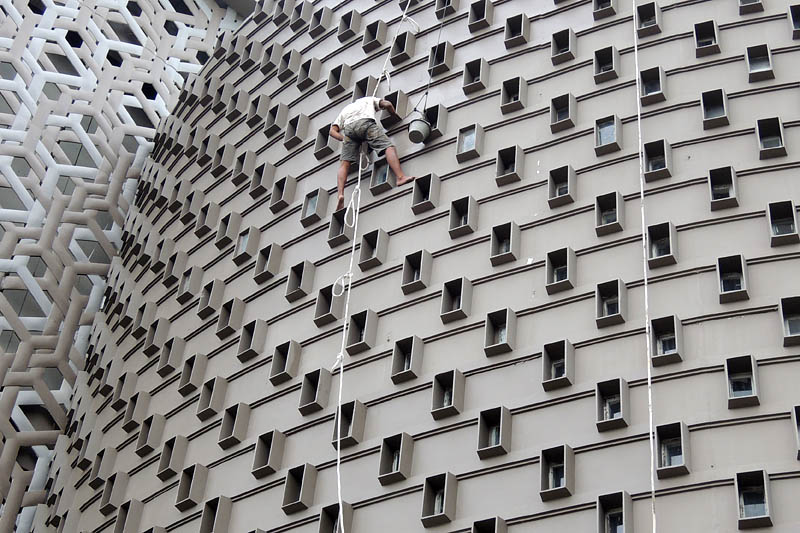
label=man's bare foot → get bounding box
[336,195,345,211]
[396,175,415,186]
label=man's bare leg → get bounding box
[385,146,415,186]
[336,160,350,211]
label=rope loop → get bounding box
[331,272,352,298]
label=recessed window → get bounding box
[369,157,396,194]
[484,308,515,356]
[283,113,309,150]
[264,102,289,138]
[237,319,267,362]
[643,139,671,181]
[468,0,493,32]
[548,165,576,207]
[545,247,576,294]
[233,226,258,266]
[792,405,800,458]
[551,28,575,64]
[362,20,387,53]
[596,279,626,327]
[313,284,343,327]
[216,297,244,340]
[289,0,312,31]
[746,44,773,82]
[390,31,415,65]
[504,14,530,48]
[477,406,511,458]
[694,20,720,57]
[254,243,282,284]
[431,369,465,419]
[540,445,574,500]
[593,46,619,83]
[277,50,301,83]
[270,340,300,385]
[449,196,478,238]
[218,403,250,449]
[391,335,423,383]
[337,9,361,42]
[596,378,629,431]
[314,123,338,160]
[595,191,624,236]
[739,0,764,14]
[260,43,283,74]
[327,208,354,248]
[411,173,440,214]
[441,277,472,323]
[332,400,366,449]
[358,228,388,271]
[593,0,616,18]
[542,339,574,390]
[594,115,621,155]
[379,433,413,484]
[725,355,759,408]
[456,124,483,162]
[756,117,786,159]
[490,222,520,266]
[421,473,458,527]
[394,251,431,299]
[156,435,187,481]
[550,94,576,133]
[636,2,661,36]
[708,166,738,210]
[495,145,524,185]
[656,422,689,478]
[285,260,315,303]
[701,89,728,129]
[379,89,407,129]
[500,76,526,114]
[767,200,799,246]
[428,41,454,76]
[175,464,207,511]
[472,517,506,533]
[597,492,631,533]
[463,58,489,94]
[735,470,772,528]
[790,4,800,38]
[298,368,331,415]
[780,297,800,346]
[196,376,227,421]
[296,58,321,91]
[269,175,296,214]
[423,103,448,141]
[300,188,328,228]
[651,315,682,366]
[717,254,748,303]
[178,353,207,397]
[435,0,459,19]
[282,463,317,514]
[309,6,331,38]
[252,429,285,478]
[345,309,377,355]
[647,221,677,268]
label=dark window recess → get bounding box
[66,30,83,47]
[708,166,737,209]
[701,89,728,129]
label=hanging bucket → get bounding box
[408,118,431,144]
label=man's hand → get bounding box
[329,124,345,142]
[378,99,398,117]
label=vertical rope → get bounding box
[371,0,417,99]
[631,5,658,533]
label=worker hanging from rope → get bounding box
[329,96,416,211]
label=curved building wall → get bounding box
[61,0,800,531]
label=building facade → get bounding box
[26,0,800,531]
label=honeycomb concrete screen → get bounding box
[6,0,800,530]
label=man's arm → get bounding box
[329,124,345,142]
[378,98,397,116]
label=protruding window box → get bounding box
[551,28,576,65]
[467,0,493,32]
[277,49,301,82]
[100,472,129,515]
[265,103,289,138]
[270,340,300,385]
[597,491,632,533]
[282,464,318,514]
[441,277,473,323]
[495,145,524,185]
[539,444,574,500]
[199,496,231,533]
[463,58,489,94]
[435,0,459,19]
[477,406,511,458]
[500,76,527,114]
[122,391,150,432]
[779,297,800,346]
[745,44,773,82]
[115,499,143,533]
[411,173,440,214]
[734,470,772,528]
[218,403,249,449]
[390,31,416,65]
[327,208,354,248]
[428,41,455,76]
[473,517,507,533]
[726,355,759,408]
[402,249,433,294]
[132,302,156,339]
[296,58,321,91]
[252,430,285,478]
[484,308,516,356]
[214,212,241,250]
[640,66,666,106]
[651,315,683,366]
[790,4,800,38]
[175,464,207,511]
[164,251,188,287]
[701,89,728,129]
[593,0,616,18]
[596,279,627,327]
[391,336,423,383]
[298,368,331,415]
[196,376,227,421]
[380,90,408,129]
[596,378,630,431]
[739,0,764,14]
[259,42,283,74]
[254,243,283,284]
[143,318,170,357]
[595,191,625,236]
[345,309,378,355]
[300,188,329,227]
[547,165,576,208]
[421,472,458,526]
[283,113,309,150]
[594,115,622,155]
[358,229,388,271]
[550,93,576,133]
[717,254,749,303]
[636,2,662,37]
[694,20,720,57]
[593,46,619,83]
[211,143,235,178]
[314,284,344,327]
[233,226,259,266]
[423,103,448,141]
[285,260,315,302]
[337,10,361,42]
[246,94,270,128]
[431,369,465,419]
[319,502,353,533]
[369,157,396,194]
[456,124,484,163]
[157,336,185,377]
[325,64,352,99]
[178,353,207,397]
[490,222,520,266]
[308,6,332,38]
[216,298,244,339]
[289,0,312,31]
[111,372,137,411]
[332,400,366,449]
[545,247,576,294]
[791,405,800,458]
[647,221,677,267]
[249,162,276,200]
[708,166,738,210]
[542,339,575,391]
[504,14,530,48]
[379,432,414,485]
[756,117,786,159]
[89,448,117,489]
[656,421,690,478]
[362,20,387,53]
[237,319,267,362]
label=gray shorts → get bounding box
[340,118,393,163]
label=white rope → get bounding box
[370,1,418,99]
[631,6,658,533]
